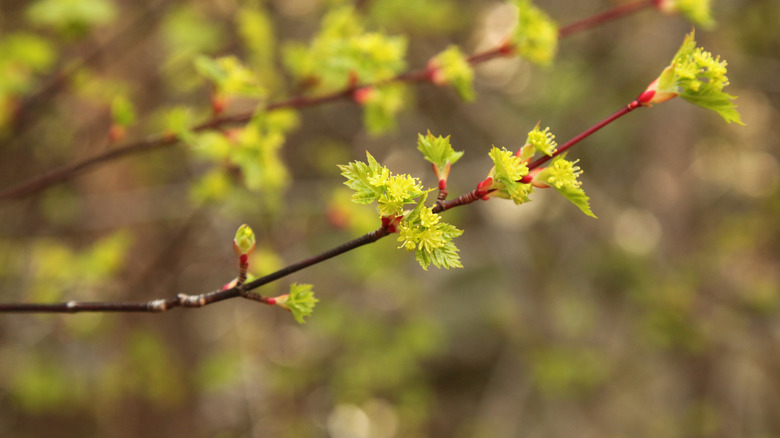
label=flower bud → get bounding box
[527,167,550,188]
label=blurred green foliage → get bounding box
[1,0,779,437]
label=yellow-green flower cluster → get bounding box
[526,124,557,157]
[545,158,582,191]
[650,31,743,124]
[533,155,595,218]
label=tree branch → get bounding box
[0,226,391,313]
[0,2,655,202]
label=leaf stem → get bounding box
[523,102,642,178]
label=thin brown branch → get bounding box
[0,226,391,313]
[0,2,654,202]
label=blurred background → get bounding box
[1,0,779,437]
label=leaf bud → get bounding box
[233,224,256,256]
[353,87,375,105]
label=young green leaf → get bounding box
[338,152,389,205]
[429,45,476,101]
[338,152,425,217]
[275,283,318,324]
[194,55,266,99]
[164,106,197,144]
[282,7,407,91]
[644,31,743,125]
[510,0,558,65]
[534,155,596,218]
[655,0,714,28]
[417,131,464,169]
[111,95,136,127]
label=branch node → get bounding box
[148,299,169,312]
[177,293,206,308]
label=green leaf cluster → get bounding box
[655,31,743,124]
[110,95,136,128]
[510,0,558,65]
[430,46,476,101]
[283,7,407,91]
[276,283,318,324]
[416,131,464,177]
[338,152,425,218]
[657,0,714,28]
[0,33,54,95]
[488,146,532,204]
[0,33,55,127]
[397,195,463,271]
[26,0,117,37]
[535,155,596,218]
[189,110,298,204]
[194,55,266,99]
[164,107,197,143]
[339,150,463,270]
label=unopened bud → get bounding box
[353,87,374,105]
[233,224,256,256]
[639,78,678,106]
[426,60,447,86]
[527,167,550,188]
[381,215,403,233]
[108,124,126,143]
[211,93,226,115]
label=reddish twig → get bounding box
[558,0,654,38]
[524,102,642,174]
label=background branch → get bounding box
[0,1,655,202]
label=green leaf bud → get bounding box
[233,224,256,256]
